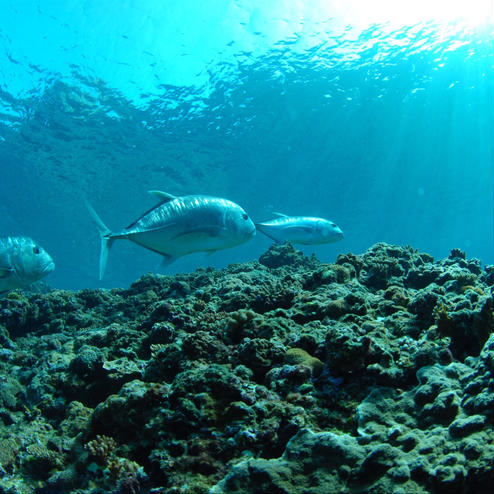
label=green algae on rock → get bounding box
[0,242,492,494]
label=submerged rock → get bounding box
[0,242,491,494]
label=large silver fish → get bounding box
[0,237,55,293]
[255,213,344,245]
[87,190,256,279]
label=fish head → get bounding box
[319,219,344,243]
[10,237,55,285]
[224,205,256,243]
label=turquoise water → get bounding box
[0,1,493,289]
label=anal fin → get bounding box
[156,253,177,271]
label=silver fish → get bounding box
[256,213,344,245]
[0,237,55,293]
[87,190,256,279]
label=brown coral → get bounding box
[85,434,117,464]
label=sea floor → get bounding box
[0,242,492,494]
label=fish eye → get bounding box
[33,246,40,254]
[242,213,249,220]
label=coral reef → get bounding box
[0,242,492,494]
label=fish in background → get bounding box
[0,236,55,293]
[87,190,256,279]
[255,213,344,245]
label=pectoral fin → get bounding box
[285,226,313,234]
[171,226,226,241]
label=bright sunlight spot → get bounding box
[346,0,493,27]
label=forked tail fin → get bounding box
[85,201,115,280]
[254,223,282,244]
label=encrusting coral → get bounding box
[0,242,492,494]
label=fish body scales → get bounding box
[256,215,344,245]
[0,237,55,293]
[86,192,255,279]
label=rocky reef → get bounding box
[0,242,492,494]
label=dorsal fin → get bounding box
[148,190,177,204]
[272,212,289,218]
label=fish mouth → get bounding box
[43,261,56,274]
[334,228,344,239]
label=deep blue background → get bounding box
[0,1,493,289]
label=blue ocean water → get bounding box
[0,1,493,290]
